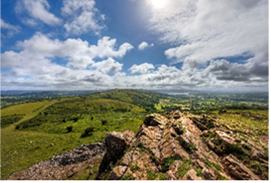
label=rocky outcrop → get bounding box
[96,130,135,180]
[8,111,268,180]
[98,111,268,180]
[8,142,105,180]
[222,154,260,180]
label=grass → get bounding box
[159,173,167,180]
[130,164,140,172]
[1,98,147,179]
[203,158,222,171]
[121,173,135,180]
[1,90,268,180]
[1,115,24,128]
[147,169,157,180]
[1,101,51,116]
[216,109,268,136]
[1,98,76,179]
[177,159,192,178]
[161,156,176,173]
[177,138,197,153]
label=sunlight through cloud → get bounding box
[149,0,168,9]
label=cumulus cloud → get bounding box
[205,58,268,83]
[61,0,105,35]
[90,58,123,74]
[2,33,133,69]
[1,33,133,89]
[146,0,268,89]
[15,0,61,26]
[89,37,134,59]
[129,63,155,74]
[138,42,154,50]
[149,0,268,66]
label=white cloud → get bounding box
[1,19,21,32]
[1,33,134,90]
[89,37,134,59]
[148,0,268,71]
[1,19,21,37]
[61,0,105,35]
[15,0,61,26]
[129,63,155,74]
[138,42,154,50]
[1,33,133,69]
[90,58,123,74]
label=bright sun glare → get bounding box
[150,0,167,9]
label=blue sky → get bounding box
[1,0,268,91]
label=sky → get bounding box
[1,0,269,92]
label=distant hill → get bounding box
[84,89,169,111]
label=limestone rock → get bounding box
[108,166,127,180]
[222,154,260,180]
[96,130,135,179]
[202,167,216,180]
[183,169,203,180]
[251,148,268,160]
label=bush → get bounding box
[101,120,107,125]
[159,173,167,180]
[66,126,73,133]
[147,169,157,180]
[161,156,175,172]
[1,115,23,128]
[81,127,94,137]
[122,173,135,180]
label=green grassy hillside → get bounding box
[1,89,268,179]
[84,89,168,111]
[1,95,147,179]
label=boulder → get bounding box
[215,130,236,145]
[202,167,216,180]
[251,148,268,160]
[96,131,135,179]
[108,166,127,180]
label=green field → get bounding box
[1,101,51,116]
[0,90,269,179]
[1,95,148,179]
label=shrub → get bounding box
[177,161,191,178]
[66,126,73,133]
[121,173,135,180]
[81,127,94,137]
[101,120,107,125]
[147,169,157,180]
[130,164,140,172]
[161,156,175,173]
[159,173,167,180]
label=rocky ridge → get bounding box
[98,111,268,180]
[8,143,105,180]
[8,111,268,180]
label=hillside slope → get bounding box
[8,111,268,180]
[1,98,147,179]
[84,89,168,111]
